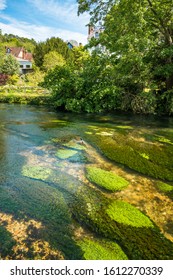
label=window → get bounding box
[95,32,99,39]
[20,65,23,68]
[26,65,30,68]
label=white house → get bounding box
[6,47,33,74]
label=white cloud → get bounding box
[0,14,88,45]
[0,0,6,10]
[27,0,89,30]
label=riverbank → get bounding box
[0,85,52,105]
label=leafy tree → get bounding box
[43,51,66,71]
[78,0,173,91]
[32,42,45,68]
[41,52,122,113]
[71,45,90,69]
[33,37,74,69]
[0,54,20,75]
[40,65,80,110]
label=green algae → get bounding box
[0,175,82,260]
[22,166,52,180]
[157,182,173,192]
[106,201,154,228]
[84,130,173,181]
[86,166,129,191]
[116,125,133,130]
[79,238,128,260]
[0,226,16,258]
[56,147,88,163]
[72,185,173,259]
[157,137,173,145]
[139,153,150,160]
[156,181,173,199]
[51,120,68,124]
[1,104,173,260]
[63,140,86,150]
[56,149,78,159]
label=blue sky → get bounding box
[0,0,89,44]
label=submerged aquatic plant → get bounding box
[22,165,52,180]
[78,238,128,260]
[56,149,78,159]
[72,185,173,259]
[157,182,173,192]
[106,201,154,228]
[0,226,16,258]
[84,130,173,181]
[86,166,129,191]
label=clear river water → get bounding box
[0,103,173,260]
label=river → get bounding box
[0,103,173,260]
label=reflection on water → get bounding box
[0,104,173,260]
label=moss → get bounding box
[157,137,173,145]
[0,226,16,258]
[156,182,173,192]
[106,201,154,228]
[22,165,52,180]
[79,238,128,260]
[56,149,78,159]
[84,130,173,181]
[0,174,83,260]
[63,140,86,150]
[156,181,173,199]
[86,166,129,191]
[116,125,133,130]
[139,153,150,160]
[71,185,173,259]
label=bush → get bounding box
[131,91,157,114]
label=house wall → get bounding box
[18,60,32,74]
[18,50,24,59]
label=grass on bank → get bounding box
[0,85,51,105]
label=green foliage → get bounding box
[25,69,45,86]
[33,37,73,69]
[41,53,123,113]
[0,54,20,75]
[0,86,51,105]
[7,74,19,85]
[79,238,128,260]
[131,91,157,114]
[43,51,66,71]
[106,201,154,228]
[71,46,90,69]
[86,166,129,191]
[77,0,173,115]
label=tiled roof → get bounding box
[6,47,33,61]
